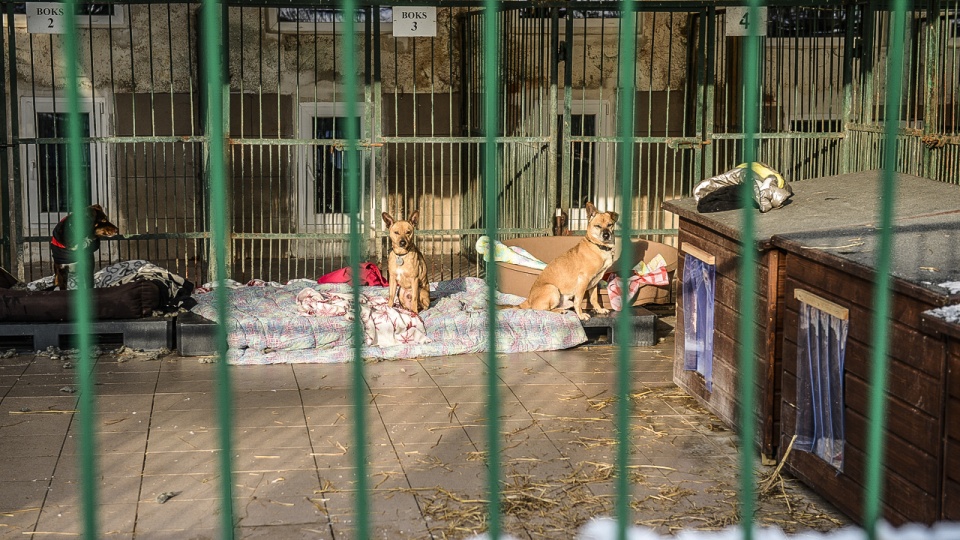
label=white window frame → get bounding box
[3,3,127,29]
[297,102,377,233]
[19,95,114,234]
[267,7,392,34]
[552,100,616,225]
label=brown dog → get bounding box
[382,210,430,313]
[519,202,618,321]
[50,204,119,290]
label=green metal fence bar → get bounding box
[738,2,762,539]
[199,0,237,537]
[339,0,373,537]
[483,0,502,537]
[63,0,99,537]
[865,0,910,537]
[614,5,637,540]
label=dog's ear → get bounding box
[608,211,619,224]
[382,212,394,227]
[585,202,598,219]
[407,211,420,228]
[90,204,104,212]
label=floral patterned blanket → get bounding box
[189,277,586,365]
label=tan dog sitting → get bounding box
[519,202,618,321]
[382,211,430,313]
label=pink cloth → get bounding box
[317,263,388,287]
[605,267,670,311]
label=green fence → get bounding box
[4,1,958,286]
[3,0,957,537]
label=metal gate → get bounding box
[1,1,958,285]
[699,2,960,186]
[460,6,704,243]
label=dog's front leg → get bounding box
[410,281,421,314]
[573,283,590,321]
[388,279,398,308]
[588,286,609,315]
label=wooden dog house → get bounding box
[771,208,959,524]
[920,307,960,520]
[664,170,960,524]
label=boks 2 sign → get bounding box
[27,2,67,34]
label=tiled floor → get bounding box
[0,322,848,539]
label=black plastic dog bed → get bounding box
[0,268,173,350]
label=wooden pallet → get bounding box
[0,317,175,351]
[175,312,218,357]
[579,306,657,346]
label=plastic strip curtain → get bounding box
[682,254,715,392]
[795,302,848,471]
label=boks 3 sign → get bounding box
[393,7,437,38]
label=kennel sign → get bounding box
[26,3,67,34]
[393,7,436,37]
[725,7,767,37]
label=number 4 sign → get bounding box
[726,6,768,37]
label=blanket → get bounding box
[22,259,194,312]
[295,288,429,347]
[189,277,587,365]
[475,236,547,270]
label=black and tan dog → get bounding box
[382,210,430,313]
[519,202,618,321]
[50,204,119,290]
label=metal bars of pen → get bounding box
[52,0,910,537]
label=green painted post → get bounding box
[62,0,99,537]
[199,1,236,537]
[738,2,762,539]
[614,5,637,540]
[335,1,372,538]
[864,1,910,537]
[483,1,502,538]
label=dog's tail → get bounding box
[497,302,527,310]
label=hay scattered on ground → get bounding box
[370,387,847,538]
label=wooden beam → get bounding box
[794,289,849,320]
[681,242,716,265]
